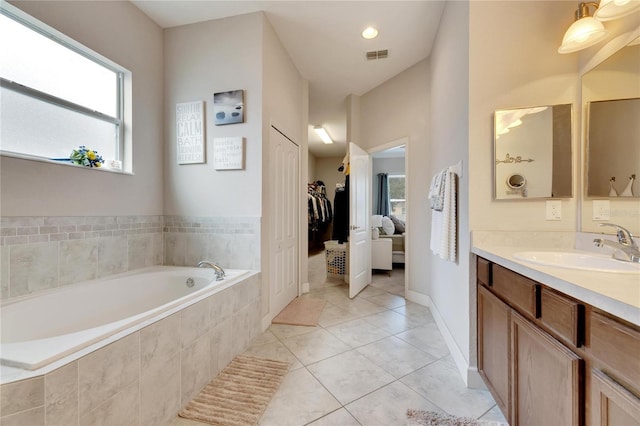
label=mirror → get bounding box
[494,104,573,200]
[584,41,640,198]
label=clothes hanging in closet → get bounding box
[332,176,349,243]
[308,181,332,232]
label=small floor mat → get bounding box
[406,409,509,426]
[271,297,326,327]
[179,355,289,426]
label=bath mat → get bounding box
[271,297,326,327]
[179,355,289,426]
[406,409,508,426]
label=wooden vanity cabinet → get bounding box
[477,257,640,426]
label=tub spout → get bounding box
[196,261,226,280]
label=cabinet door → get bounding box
[478,285,511,421]
[511,311,582,426]
[591,369,640,426]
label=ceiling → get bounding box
[131,1,446,157]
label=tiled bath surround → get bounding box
[0,215,260,301]
[0,272,262,426]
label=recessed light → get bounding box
[361,26,379,40]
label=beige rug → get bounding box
[179,355,289,426]
[271,297,326,326]
[406,409,508,426]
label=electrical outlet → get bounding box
[593,200,611,221]
[546,200,562,220]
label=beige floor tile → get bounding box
[326,317,391,348]
[307,408,361,426]
[259,368,341,426]
[365,293,406,309]
[362,309,426,334]
[354,285,388,299]
[479,404,508,423]
[281,328,351,365]
[345,381,442,426]
[400,359,496,419]
[307,350,395,405]
[396,322,451,359]
[317,303,362,327]
[356,336,436,378]
[242,339,303,371]
[268,323,316,340]
[392,302,435,324]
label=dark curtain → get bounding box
[376,173,389,216]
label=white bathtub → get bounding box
[0,266,249,371]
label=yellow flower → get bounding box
[87,151,96,160]
[95,162,101,167]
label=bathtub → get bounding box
[0,266,250,371]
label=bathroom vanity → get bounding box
[474,249,639,426]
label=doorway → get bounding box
[370,138,408,297]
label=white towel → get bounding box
[428,169,447,211]
[430,169,457,262]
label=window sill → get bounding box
[0,151,134,175]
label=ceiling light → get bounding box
[594,0,640,21]
[361,26,379,40]
[558,2,608,54]
[314,126,333,144]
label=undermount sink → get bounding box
[513,251,640,274]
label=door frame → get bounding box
[368,136,409,297]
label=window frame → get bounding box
[388,173,406,220]
[0,3,129,173]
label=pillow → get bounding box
[381,216,395,236]
[389,215,405,234]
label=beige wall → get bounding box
[2,1,164,217]
[163,13,264,218]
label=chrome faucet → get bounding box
[196,260,226,280]
[593,223,640,263]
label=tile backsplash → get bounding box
[0,215,260,301]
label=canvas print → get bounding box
[214,90,244,125]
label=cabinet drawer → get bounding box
[492,264,539,318]
[591,311,640,389]
[540,288,584,348]
[477,257,491,287]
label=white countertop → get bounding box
[472,242,640,327]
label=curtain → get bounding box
[376,173,390,216]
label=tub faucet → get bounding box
[593,223,640,263]
[196,261,226,280]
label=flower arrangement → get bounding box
[70,146,103,168]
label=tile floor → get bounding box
[172,252,507,426]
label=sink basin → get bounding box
[513,251,640,274]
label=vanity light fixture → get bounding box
[361,26,379,40]
[558,2,609,54]
[314,126,333,144]
[594,0,640,21]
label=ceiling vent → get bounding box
[366,49,388,60]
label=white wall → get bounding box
[428,0,472,382]
[2,0,164,216]
[359,59,430,297]
[163,13,264,218]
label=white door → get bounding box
[348,142,372,298]
[270,126,299,316]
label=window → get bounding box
[0,5,127,170]
[388,174,406,220]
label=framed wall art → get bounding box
[214,90,244,125]
[176,100,205,164]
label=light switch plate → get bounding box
[593,200,611,221]
[545,200,562,220]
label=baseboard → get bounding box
[408,294,484,389]
[261,314,272,332]
[301,282,310,294]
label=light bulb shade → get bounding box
[558,16,608,53]
[313,126,333,144]
[594,0,640,21]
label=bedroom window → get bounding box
[388,174,406,220]
[0,5,129,171]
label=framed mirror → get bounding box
[584,40,640,199]
[494,104,572,200]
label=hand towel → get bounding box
[430,170,457,262]
[428,169,447,211]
